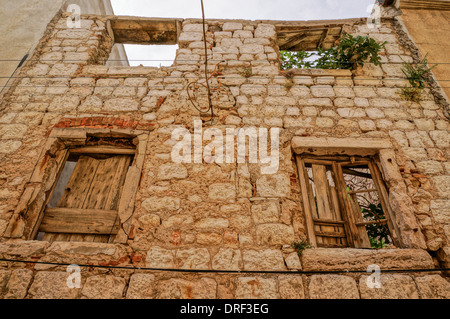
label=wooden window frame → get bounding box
[5,127,149,244]
[296,154,401,249]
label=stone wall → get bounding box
[0,11,449,298]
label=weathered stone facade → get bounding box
[0,9,449,299]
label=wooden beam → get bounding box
[347,188,378,195]
[317,28,329,49]
[355,219,388,226]
[279,33,309,50]
[342,168,372,179]
[70,146,136,155]
[315,230,347,238]
[39,208,119,235]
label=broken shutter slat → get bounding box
[311,164,339,246]
[84,155,131,242]
[39,208,119,234]
[43,156,100,242]
[295,157,317,247]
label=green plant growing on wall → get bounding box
[239,67,253,78]
[280,50,315,70]
[281,34,386,70]
[292,240,312,256]
[398,54,437,102]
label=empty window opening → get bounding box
[122,44,178,67]
[296,155,399,249]
[36,137,135,244]
[106,18,180,67]
[278,24,343,70]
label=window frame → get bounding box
[295,154,401,249]
[5,127,149,244]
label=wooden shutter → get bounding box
[39,154,131,243]
[297,158,349,248]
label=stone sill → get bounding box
[301,248,435,271]
[282,68,352,78]
[81,65,170,77]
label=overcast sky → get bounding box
[110,0,376,66]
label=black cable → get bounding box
[0,53,29,96]
[201,0,214,122]
[0,258,448,275]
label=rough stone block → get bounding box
[243,249,285,271]
[256,174,290,197]
[212,248,241,270]
[251,201,279,224]
[141,196,181,212]
[278,275,305,299]
[28,272,80,299]
[81,275,126,299]
[157,163,188,180]
[235,277,278,299]
[0,240,48,257]
[126,274,156,299]
[176,248,210,269]
[301,248,434,271]
[256,223,295,245]
[309,275,359,299]
[46,242,117,257]
[415,275,450,299]
[156,278,217,299]
[146,246,175,268]
[208,183,236,201]
[4,269,33,299]
[359,274,418,299]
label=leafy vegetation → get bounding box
[398,54,437,102]
[280,34,386,70]
[361,203,391,249]
[292,240,312,256]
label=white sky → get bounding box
[110,0,376,66]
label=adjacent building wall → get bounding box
[392,0,450,101]
[0,0,128,95]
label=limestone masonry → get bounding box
[0,4,449,299]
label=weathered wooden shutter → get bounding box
[297,156,400,249]
[39,154,131,243]
[297,158,349,248]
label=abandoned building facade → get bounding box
[0,0,449,299]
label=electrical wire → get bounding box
[0,53,29,96]
[0,258,448,275]
[185,0,215,123]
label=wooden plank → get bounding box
[369,161,401,247]
[348,188,378,195]
[303,158,335,166]
[356,219,388,226]
[349,192,372,248]
[312,218,346,225]
[315,230,347,238]
[280,33,309,50]
[70,146,135,155]
[86,155,131,242]
[334,163,359,248]
[317,28,329,49]
[342,168,372,179]
[311,164,337,245]
[39,208,119,234]
[295,157,317,247]
[57,156,100,208]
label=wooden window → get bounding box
[296,155,400,249]
[36,141,136,243]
